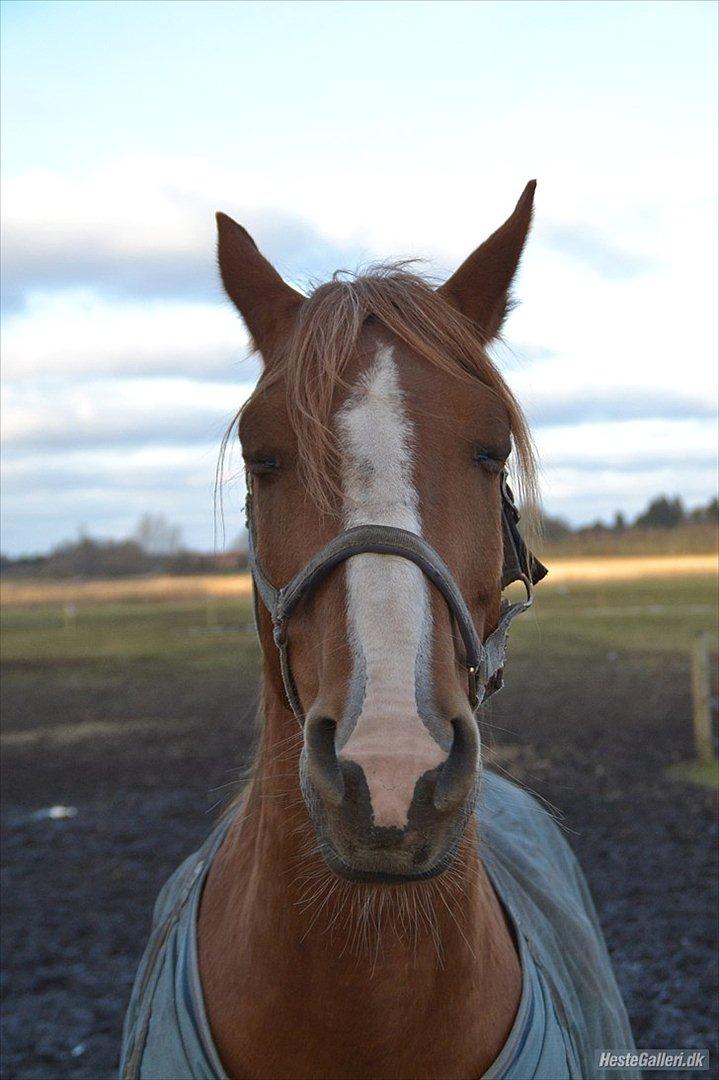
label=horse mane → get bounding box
[223,264,539,533]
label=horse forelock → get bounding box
[233,265,538,538]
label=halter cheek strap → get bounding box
[500,472,548,590]
[245,472,546,723]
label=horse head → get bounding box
[217,182,542,883]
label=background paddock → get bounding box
[1,562,717,1078]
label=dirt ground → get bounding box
[1,588,717,1078]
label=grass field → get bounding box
[2,568,717,781]
[2,566,716,668]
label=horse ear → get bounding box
[438,181,536,343]
[216,212,304,358]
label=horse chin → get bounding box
[317,836,460,885]
[301,770,476,886]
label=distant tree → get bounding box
[0,552,49,577]
[51,536,153,578]
[133,514,183,555]
[539,513,573,542]
[688,496,719,525]
[581,519,609,535]
[635,495,685,529]
[613,511,627,531]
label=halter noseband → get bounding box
[245,471,547,723]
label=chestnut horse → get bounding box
[121,183,637,1079]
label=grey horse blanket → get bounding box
[120,771,639,1079]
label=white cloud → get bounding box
[0,158,370,309]
[1,291,254,382]
[1,375,254,450]
[1,443,248,555]
[4,155,716,403]
[1,151,716,553]
[536,418,718,472]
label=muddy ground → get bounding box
[1,629,717,1078]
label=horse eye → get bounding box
[473,446,507,475]
[245,455,280,476]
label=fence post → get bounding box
[691,631,715,766]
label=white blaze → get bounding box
[337,346,445,828]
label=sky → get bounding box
[1,0,717,555]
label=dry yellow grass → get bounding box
[546,553,718,584]
[0,574,254,607]
[1,553,717,608]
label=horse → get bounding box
[120,183,637,1079]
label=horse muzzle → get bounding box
[300,712,480,882]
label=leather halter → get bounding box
[245,471,547,723]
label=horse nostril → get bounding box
[304,715,345,806]
[433,716,480,812]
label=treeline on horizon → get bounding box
[0,513,245,581]
[542,493,718,541]
[1,495,717,581]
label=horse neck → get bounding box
[198,685,522,1079]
